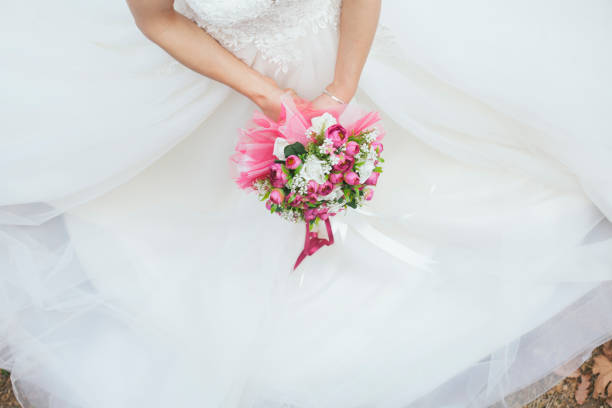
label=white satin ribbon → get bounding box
[333,209,438,272]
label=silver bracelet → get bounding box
[323,88,347,105]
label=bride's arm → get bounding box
[126,0,292,120]
[313,0,382,107]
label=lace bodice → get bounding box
[174,0,342,77]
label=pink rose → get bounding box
[269,163,288,188]
[306,193,319,202]
[318,181,334,196]
[344,171,360,185]
[370,141,384,154]
[332,155,355,173]
[306,180,319,195]
[365,172,380,186]
[326,124,348,148]
[345,141,360,156]
[328,172,343,184]
[364,189,374,201]
[287,192,303,207]
[270,188,285,204]
[285,155,302,170]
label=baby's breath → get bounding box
[364,128,379,143]
[253,178,272,199]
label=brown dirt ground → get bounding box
[1,342,611,408]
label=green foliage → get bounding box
[284,142,306,158]
[1,369,9,378]
[314,129,326,144]
[259,190,271,201]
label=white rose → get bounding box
[299,155,327,184]
[357,159,376,184]
[306,112,337,135]
[273,137,290,160]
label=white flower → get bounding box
[318,138,334,155]
[329,153,340,166]
[289,175,307,194]
[299,155,327,184]
[273,137,290,160]
[253,178,272,199]
[357,158,376,184]
[306,112,337,136]
[364,128,379,143]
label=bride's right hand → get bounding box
[250,76,305,122]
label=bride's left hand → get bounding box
[310,94,342,111]
[310,83,355,111]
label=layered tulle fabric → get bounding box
[1,1,612,408]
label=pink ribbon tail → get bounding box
[293,219,335,270]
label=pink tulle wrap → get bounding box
[231,92,384,190]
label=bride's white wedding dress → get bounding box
[2,1,612,407]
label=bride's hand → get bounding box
[260,88,303,122]
[251,76,306,122]
[310,83,354,111]
[310,93,345,112]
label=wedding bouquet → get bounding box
[232,93,385,269]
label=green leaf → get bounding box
[259,190,271,201]
[284,142,306,158]
[378,157,385,163]
[274,159,285,164]
[373,166,383,173]
[343,189,351,201]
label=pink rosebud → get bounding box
[270,189,285,204]
[345,141,360,156]
[306,193,319,202]
[370,141,384,154]
[365,172,380,186]
[326,124,348,148]
[265,200,273,210]
[364,189,374,201]
[328,172,343,184]
[318,181,334,196]
[304,208,317,221]
[285,155,302,170]
[344,171,360,185]
[269,163,288,188]
[306,180,319,195]
[287,192,303,207]
[332,155,355,173]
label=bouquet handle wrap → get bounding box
[293,219,334,270]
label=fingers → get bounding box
[283,87,311,110]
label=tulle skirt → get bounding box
[1,1,612,407]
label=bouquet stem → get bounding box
[293,219,335,270]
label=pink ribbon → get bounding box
[293,219,335,270]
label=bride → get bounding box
[1,0,612,407]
